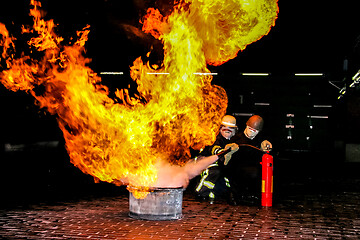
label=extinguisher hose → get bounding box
[237,144,264,152]
[216,144,270,158]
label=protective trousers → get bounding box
[195,163,231,200]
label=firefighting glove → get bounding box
[224,143,239,165]
[261,140,272,152]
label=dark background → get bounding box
[1,0,360,205]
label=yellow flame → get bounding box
[188,0,279,66]
[0,0,278,197]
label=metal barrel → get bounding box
[128,187,184,220]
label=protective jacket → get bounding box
[226,131,263,197]
[195,133,231,200]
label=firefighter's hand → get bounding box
[224,143,239,165]
[261,140,272,152]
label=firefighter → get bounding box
[226,115,272,204]
[231,115,272,151]
[194,115,239,204]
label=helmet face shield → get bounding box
[220,125,236,139]
[244,125,259,140]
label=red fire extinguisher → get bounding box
[260,153,273,207]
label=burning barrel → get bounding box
[128,187,184,220]
[127,155,223,220]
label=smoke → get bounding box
[152,154,219,188]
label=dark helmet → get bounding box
[246,115,264,131]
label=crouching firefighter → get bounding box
[194,115,239,204]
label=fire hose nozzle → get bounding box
[216,148,232,157]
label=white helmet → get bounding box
[221,115,237,128]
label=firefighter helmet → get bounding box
[221,115,237,128]
[246,115,264,131]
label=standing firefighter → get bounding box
[227,115,273,204]
[195,115,239,204]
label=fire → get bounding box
[0,0,278,198]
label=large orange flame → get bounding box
[0,0,278,197]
